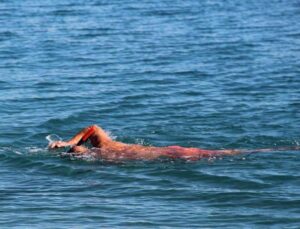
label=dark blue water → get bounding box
[1,0,300,227]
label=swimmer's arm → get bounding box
[48,126,94,149]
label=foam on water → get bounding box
[45,134,63,144]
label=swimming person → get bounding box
[48,125,299,161]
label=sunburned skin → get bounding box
[48,125,299,161]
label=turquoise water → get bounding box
[1,0,300,227]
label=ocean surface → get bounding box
[1,0,300,227]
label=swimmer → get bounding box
[48,125,299,161]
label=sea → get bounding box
[0,0,300,228]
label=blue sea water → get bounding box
[1,0,300,227]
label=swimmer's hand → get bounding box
[48,141,71,149]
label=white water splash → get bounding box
[46,134,62,144]
[27,146,46,153]
[106,130,117,141]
